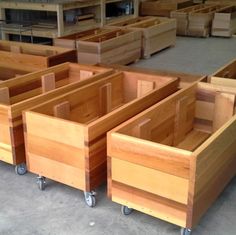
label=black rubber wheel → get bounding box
[181,228,192,235]
[37,177,46,191]
[121,205,133,215]
[15,163,27,175]
[84,192,96,207]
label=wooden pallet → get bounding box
[23,70,180,197]
[108,17,176,59]
[211,5,236,37]
[140,0,194,17]
[0,62,36,82]
[0,63,113,167]
[107,81,236,232]
[0,40,77,69]
[76,28,142,65]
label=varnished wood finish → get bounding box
[108,82,236,229]
[0,63,113,166]
[24,70,180,193]
[0,40,77,69]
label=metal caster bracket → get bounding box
[37,176,46,191]
[121,205,133,215]
[15,163,27,175]
[84,191,96,207]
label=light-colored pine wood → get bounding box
[53,101,70,119]
[0,87,10,105]
[137,80,155,97]
[41,73,56,93]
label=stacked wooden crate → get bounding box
[0,40,77,69]
[108,17,176,59]
[170,4,208,35]
[140,0,194,17]
[212,5,236,37]
[188,4,229,37]
[171,4,232,37]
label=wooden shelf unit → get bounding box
[0,0,139,41]
[0,0,102,40]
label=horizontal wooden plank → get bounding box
[112,157,189,204]
[111,181,187,227]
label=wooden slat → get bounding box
[112,157,189,204]
[132,118,151,140]
[111,181,187,227]
[137,80,156,97]
[53,101,70,120]
[80,70,94,80]
[213,92,235,132]
[41,73,56,93]
[0,87,10,105]
[99,83,112,115]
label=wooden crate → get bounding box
[99,64,207,88]
[171,4,208,35]
[107,82,236,234]
[76,29,142,65]
[188,5,229,37]
[23,70,180,205]
[0,63,36,82]
[0,40,77,69]
[0,63,113,174]
[210,59,236,84]
[212,5,236,37]
[140,0,194,17]
[108,17,176,59]
[53,28,115,49]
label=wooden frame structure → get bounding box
[107,82,236,234]
[76,28,142,65]
[0,62,112,174]
[0,40,77,69]
[0,62,36,82]
[23,70,180,206]
[108,16,176,58]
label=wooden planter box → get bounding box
[76,29,142,65]
[0,63,36,82]
[140,0,193,17]
[23,70,179,205]
[0,40,77,69]
[0,63,112,174]
[53,28,115,49]
[212,6,236,37]
[107,82,236,234]
[108,17,176,59]
[210,59,236,85]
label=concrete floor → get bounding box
[0,36,236,235]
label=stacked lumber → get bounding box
[188,4,230,37]
[171,4,232,36]
[171,4,208,35]
[108,16,177,59]
[140,0,194,17]
[23,69,180,200]
[0,63,112,169]
[0,40,77,69]
[76,28,142,65]
[212,5,236,37]
[107,81,236,233]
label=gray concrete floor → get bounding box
[0,36,236,235]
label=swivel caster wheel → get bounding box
[84,191,96,207]
[37,176,46,191]
[121,205,133,215]
[15,163,27,175]
[181,228,192,235]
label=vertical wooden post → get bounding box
[57,4,64,37]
